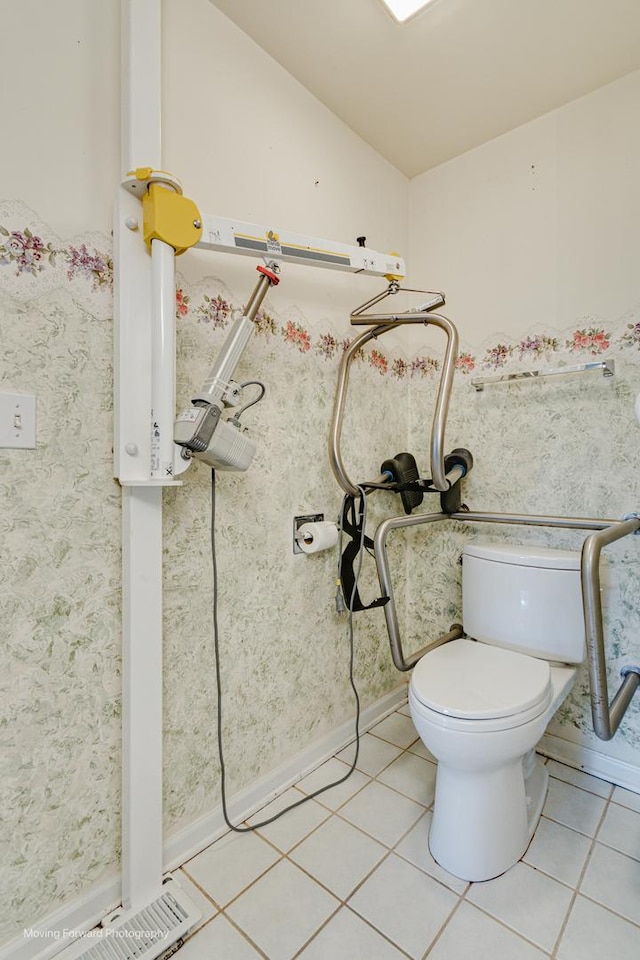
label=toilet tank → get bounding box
[462,543,585,663]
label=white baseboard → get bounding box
[0,683,408,960]
[0,876,122,960]
[163,682,409,870]
[538,732,640,793]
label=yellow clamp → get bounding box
[127,168,202,255]
[142,183,202,256]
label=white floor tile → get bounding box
[580,841,640,926]
[545,760,613,798]
[611,784,640,813]
[377,751,437,806]
[247,786,329,852]
[298,906,407,959]
[289,815,387,899]
[339,780,425,848]
[184,829,280,907]
[295,756,370,810]
[174,869,218,933]
[523,816,592,887]
[394,812,468,895]
[179,915,263,959]
[543,776,607,836]
[596,801,640,860]
[226,859,339,960]
[557,895,640,960]
[467,860,573,953]
[369,712,419,749]
[336,732,402,776]
[428,901,548,960]
[347,852,458,958]
[397,702,411,717]
[177,738,640,959]
[407,737,436,762]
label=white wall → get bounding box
[0,0,120,236]
[409,70,640,342]
[163,0,408,320]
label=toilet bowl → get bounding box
[409,542,585,882]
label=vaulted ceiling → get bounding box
[209,0,640,177]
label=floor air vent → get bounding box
[58,877,201,960]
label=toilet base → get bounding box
[428,752,549,882]
[524,749,549,839]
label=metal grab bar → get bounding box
[447,510,615,531]
[373,509,640,739]
[373,510,618,672]
[373,511,462,671]
[581,519,640,740]
[328,312,458,496]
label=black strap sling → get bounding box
[339,494,389,613]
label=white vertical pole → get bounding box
[150,238,177,479]
[121,485,164,907]
[121,0,162,176]
[119,0,165,912]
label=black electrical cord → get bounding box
[228,380,266,427]
[211,469,368,833]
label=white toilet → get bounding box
[409,541,585,882]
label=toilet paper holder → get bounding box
[293,513,325,554]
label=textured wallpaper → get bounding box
[0,205,120,943]
[2,203,640,945]
[0,205,408,943]
[407,314,640,757]
[163,276,411,832]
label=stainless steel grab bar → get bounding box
[373,511,461,671]
[373,509,640,738]
[373,510,619,672]
[447,510,615,531]
[581,518,640,740]
[328,312,458,496]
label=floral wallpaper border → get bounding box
[4,221,640,379]
[1,226,113,291]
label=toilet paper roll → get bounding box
[296,521,339,554]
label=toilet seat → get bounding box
[411,638,551,722]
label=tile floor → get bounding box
[174,704,640,960]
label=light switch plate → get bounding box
[0,392,36,448]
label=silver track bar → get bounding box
[373,509,640,740]
[196,213,406,278]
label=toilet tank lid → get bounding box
[463,542,581,571]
